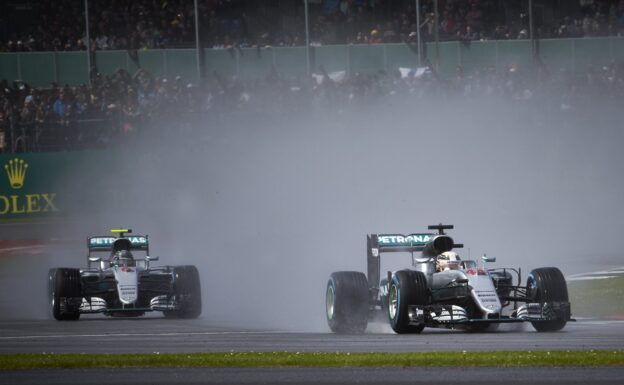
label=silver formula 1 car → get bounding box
[48,229,201,320]
[325,224,572,333]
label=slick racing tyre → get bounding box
[49,268,82,321]
[527,267,569,332]
[326,271,369,333]
[164,265,202,319]
[388,270,428,334]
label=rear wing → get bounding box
[372,233,434,253]
[367,233,431,292]
[366,224,463,300]
[88,235,149,253]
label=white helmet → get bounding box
[439,251,461,261]
[436,251,461,271]
[110,249,135,267]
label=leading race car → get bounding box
[325,224,572,333]
[48,229,201,320]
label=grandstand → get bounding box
[0,0,623,153]
[2,1,622,51]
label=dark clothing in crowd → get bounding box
[2,0,624,52]
[1,58,623,153]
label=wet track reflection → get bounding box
[1,318,623,354]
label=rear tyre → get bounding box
[326,271,369,333]
[49,268,82,321]
[164,265,202,319]
[388,270,428,334]
[527,267,569,332]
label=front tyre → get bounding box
[164,265,202,319]
[527,267,569,332]
[388,270,428,334]
[49,268,82,321]
[326,271,369,333]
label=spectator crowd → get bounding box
[1,56,623,152]
[1,0,624,52]
[1,1,623,152]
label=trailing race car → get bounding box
[48,229,201,320]
[325,224,572,333]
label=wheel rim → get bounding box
[50,285,57,311]
[527,275,538,301]
[326,284,335,320]
[388,284,398,320]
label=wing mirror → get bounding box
[481,254,496,263]
[88,256,102,269]
[146,255,159,262]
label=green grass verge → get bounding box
[568,276,624,318]
[1,351,623,370]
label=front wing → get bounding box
[78,269,177,314]
[407,301,572,327]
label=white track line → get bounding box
[568,276,618,281]
[567,267,624,281]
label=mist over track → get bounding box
[1,96,623,331]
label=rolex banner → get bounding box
[0,152,120,221]
[0,154,69,220]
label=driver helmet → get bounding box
[111,249,135,267]
[436,251,461,272]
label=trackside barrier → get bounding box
[1,38,623,87]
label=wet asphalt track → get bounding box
[1,318,624,384]
[1,225,623,384]
[1,318,624,354]
[3,367,624,385]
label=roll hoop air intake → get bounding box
[422,224,463,258]
[422,235,455,257]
